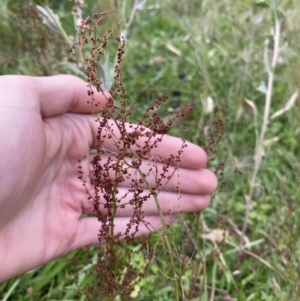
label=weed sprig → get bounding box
[72,11,198,300]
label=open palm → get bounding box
[0,75,217,282]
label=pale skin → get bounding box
[0,75,217,282]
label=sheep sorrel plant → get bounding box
[70,11,206,300]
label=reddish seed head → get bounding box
[72,9,198,300]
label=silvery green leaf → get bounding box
[35,5,61,32]
[256,81,267,94]
[54,62,87,80]
[101,53,114,91]
[136,0,148,10]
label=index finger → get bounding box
[34,75,110,117]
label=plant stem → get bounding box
[242,18,281,236]
[138,170,180,301]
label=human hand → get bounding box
[0,75,217,282]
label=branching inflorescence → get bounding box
[71,11,195,300]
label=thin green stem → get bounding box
[137,169,180,301]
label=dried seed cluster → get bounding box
[72,11,194,300]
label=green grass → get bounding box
[1,0,300,300]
